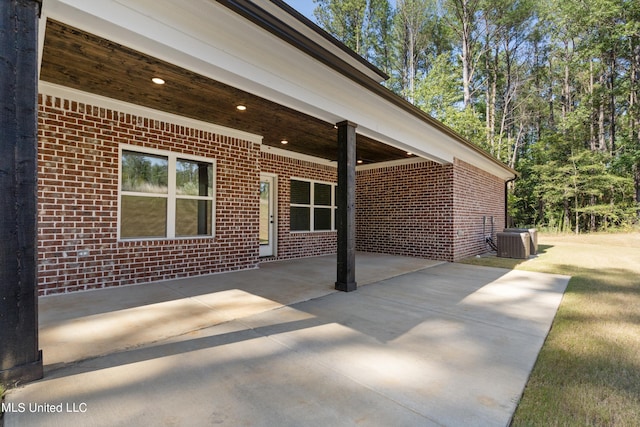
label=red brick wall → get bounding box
[37,93,506,295]
[259,151,337,260]
[37,94,261,295]
[452,158,505,260]
[355,159,505,261]
[356,161,455,260]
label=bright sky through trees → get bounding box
[284,0,317,20]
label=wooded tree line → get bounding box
[313,0,640,232]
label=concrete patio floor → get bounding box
[4,253,569,426]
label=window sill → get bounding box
[289,230,337,234]
[118,235,216,243]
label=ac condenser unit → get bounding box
[497,232,530,259]
[504,228,538,255]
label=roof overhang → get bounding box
[38,0,516,180]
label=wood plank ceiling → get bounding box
[40,19,412,164]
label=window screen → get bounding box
[119,147,215,239]
[289,179,335,232]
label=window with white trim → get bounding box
[119,146,215,239]
[290,178,336,232]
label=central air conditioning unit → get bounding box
[504,228,538,255]
[497,231,530,259]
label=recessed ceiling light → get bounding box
[406,152,413,156]
[357,159,363,164]
[236,105,247,111]
[280,140,288,145]
[151,77,165,85]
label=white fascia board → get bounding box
[260,145,336,167]
[262,146,437,175]
[454,149,517,180]
[39,81,263,144]
[356,157,431,172]
[41,0,512,180]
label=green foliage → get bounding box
[529,143,636,231]
[121,151,168,193]
[314,0,393,66]
[442,106,487,148]
[415,53,461,118]
[312,0,640,233]
[314,0,367,55]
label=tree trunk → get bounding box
[562,40,572,122]
[489,49,498,154]
[509,124,524,169]
[563,199,570,233]
[461,22,472,108]
[484,29,494,152]
[609,52,616,154]
[633,41,640,218]
[590,60,597,150]
[408,24,415,103]
[599,91,606,151]
[548,58,555,128]
[630,39,639,145]
[450,0,477,108]
[590,195,596,231]
[635,163,640,218]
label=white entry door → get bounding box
[259,174,276,257]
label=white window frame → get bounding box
[118,144,216,240]
[289,177,336,233]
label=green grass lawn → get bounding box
[460,232,640,426]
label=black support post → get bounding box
[0,0,43,386]
[335,121,357,292]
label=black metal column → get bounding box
[335,121,357,292]
[0,0,43,386]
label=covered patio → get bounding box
[6,254,569,426]
[38,253,441,367]
[1,0,516,387]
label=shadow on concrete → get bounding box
[37,253,442,368]
[6,256,570,427]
